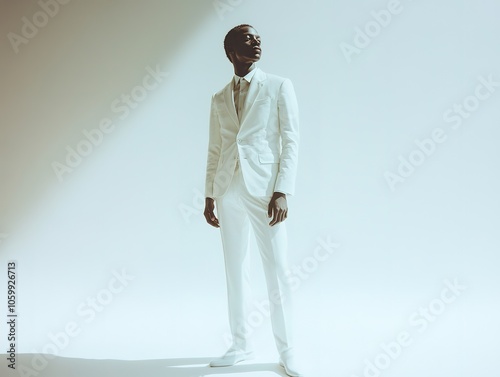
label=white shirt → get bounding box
[233,67,258,118]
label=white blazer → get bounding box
[205,68,299,198]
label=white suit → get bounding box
[205,67,299,198]
[205,67,299,357]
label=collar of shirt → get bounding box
[233,67,258,87]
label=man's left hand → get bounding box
[268,192,288,226]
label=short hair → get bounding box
[223,24,255,62]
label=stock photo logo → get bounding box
[350,278,466,377]
[384,74,500,191]
[51,65,169,183]
[221,235,341,347]
[16,269,134,376]
[339,0,407,63]
[7,0,72,54]
[213,0,245,20]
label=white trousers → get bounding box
[216,161,294,356]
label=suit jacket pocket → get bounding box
[254,97,271,103]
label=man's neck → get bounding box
[233,62,256,78]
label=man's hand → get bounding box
[267,192,288,226]
[204,197,220,228]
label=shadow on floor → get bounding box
[0,354,289,376]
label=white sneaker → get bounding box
[279,355,304,376]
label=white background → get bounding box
[0,0,499,376]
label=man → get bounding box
[204,24,302,376]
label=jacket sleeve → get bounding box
[274,78,299,196]
[205,93,222,198]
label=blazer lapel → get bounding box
[240,68,266,125]
[223,81,239,128]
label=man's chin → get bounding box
[246,53,261,62]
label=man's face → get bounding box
[230,26,261,64]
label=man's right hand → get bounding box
[204,197,220,228]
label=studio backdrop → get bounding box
[0,1,498,376]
